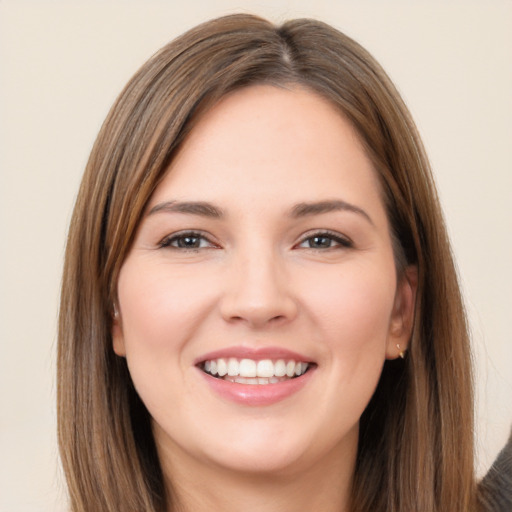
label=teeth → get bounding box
[202,358,310,381]
[240,359,257,377]
[217,358,227,377]
[224,376,290,385]
[274,360,286,377]
[256,359,274,378]
[227,358,239,376]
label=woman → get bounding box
[58,14,494,511]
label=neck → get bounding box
[158,432,357,512]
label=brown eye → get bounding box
[160,231,215,250]
[174,235,202,248]
[307,236,334,249]
[298,232,352,250]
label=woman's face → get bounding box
[113,85,415,478]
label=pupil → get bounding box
[178,236,199,248]
[311,236,330,248]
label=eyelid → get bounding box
[157,229,352,251]
[295,229,353,249]
[158,230,220,250]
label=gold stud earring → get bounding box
[397,344,406,359]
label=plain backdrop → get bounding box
[1,1,511,510]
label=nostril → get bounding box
[220,297,298,327]
[269,314,286,324]
[226,312,289,328]
[218,267,299,327]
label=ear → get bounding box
[111,304,126,357]
[385,265,418,360]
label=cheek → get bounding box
[117,259,218,356]
[299,259,397,405]
[115,259,218,417]
[304,262,396,344]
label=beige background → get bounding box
[1,1,511,510]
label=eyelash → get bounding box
[296,230,353,250]
[159,230,353,252]
[159,231,217,251]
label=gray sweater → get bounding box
[478,429,512,512]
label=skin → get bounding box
[113,85,417,512]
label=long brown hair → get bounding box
[58,14,476,511]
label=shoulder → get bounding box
[477,428,512,512]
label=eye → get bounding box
[159,231,217,250]
[297,231,352,250]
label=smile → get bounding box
[201,358,310,385]
[195,347,316,405]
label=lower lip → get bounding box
[198,367,315,406]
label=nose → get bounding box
[219,248,298,328]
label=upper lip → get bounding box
[194,346,314,365]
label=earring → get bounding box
[112,303,119,319]
[397,344,406,359]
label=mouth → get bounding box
[199,357,312,385]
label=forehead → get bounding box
[149,85,384,219]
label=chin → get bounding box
[203,440,312,476]
[183,418,357,478]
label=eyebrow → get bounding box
[290,200,373,225]
[146,199,373,224]
[147,201,224,218]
